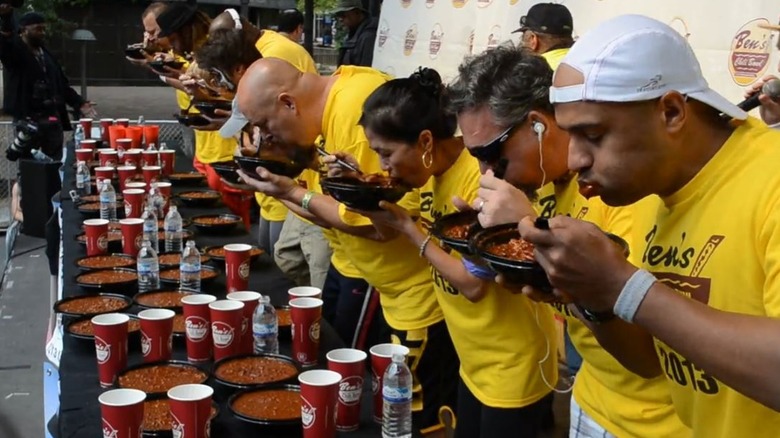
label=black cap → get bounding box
[18,12,45,28]
[157,2,198,38]
[512,3,572,35]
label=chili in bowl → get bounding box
[276,305,291,340]
[75,268,138,293]
[430,210,481,256]
[213,354,300,399]
[76,253,136,271]
[203,245,264,263]
[76,230,124,254]
[53,293,133,319]
[228,384,302,427]
[177,190,221,208]
[114,360,210,396]
[64,313,141,353]
[191,214,242,234]
[142,394,220,436]
[157,251,210,268]
[168,171,206,186]
[133,289,193,311]
[320,175,410,211]
[159,265,219,287]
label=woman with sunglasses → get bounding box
[353,67,558,438]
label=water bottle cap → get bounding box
[391,352,406,363]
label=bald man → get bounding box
[236,57,459,433]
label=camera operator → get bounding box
[0,7,97,163]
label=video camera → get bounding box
[7,117,59,162]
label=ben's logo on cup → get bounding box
[124,200,133,217]
[296,351,308,363]
[141,331,152,357]
[403,25,418,56]
[239,260,250,280]
[106,159,116,167]
[95,336,111,364]
[378,20,390,49]
[301,397,316,429]
[102,419,119,438]
[339,376,364,405]
[186,316,209,341]
[171,412,184,438]
[429,24,444,59]
[290,322,295,341]
[241,318,249,335]
[309,320,321,342]
[372,372,380,394]
[729,18,772,86]
[211,322,235,347]
[97,233,108,251]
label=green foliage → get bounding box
[296,0,339,14]
[20,0,90,37]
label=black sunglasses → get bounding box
[467,125,517,163]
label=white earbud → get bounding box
[532,121,546,135]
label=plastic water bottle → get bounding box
[76,161,91,197]
[74,124,84,145]
[138,115,145,126]
[99,179,117,221]
[147,186,164,218]
[164,206,183,253]
[141,206,159,252]
[180,240,201,292]
[137,239,160,293]
[382,353,413,438]
[252,295,279,354]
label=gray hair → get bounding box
[448,45,554,127]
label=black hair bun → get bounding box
[411,67,443,98]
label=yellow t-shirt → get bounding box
[630,118,780,438]
[194,130,235,164]
[421,148,557,408]
[251,30,318,220]
[536,179,689,437]
[320,66,443,330]
[541,48,570,71]
[256,29,318,74]
[175,90,191,112]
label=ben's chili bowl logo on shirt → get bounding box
[211,321,235,347]
[186,316,209,341]
[729,18,772,86]
[301,396,316,428]
[429,24,444,59]
[95,335,111,364]
[378,20,390,49]
[404,25,418,56]
[102,419,119,438]
[487,25,501,49]
[339,376,364,405]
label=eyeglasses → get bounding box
[209,67,235,91]
[467,125,517,163]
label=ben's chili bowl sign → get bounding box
[729,18,772,86]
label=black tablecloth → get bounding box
[56,143,385,437]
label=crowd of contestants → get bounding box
[125,2,780,437]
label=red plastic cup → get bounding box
[75,148,94,163]
[288,286,322,303]
[142,150,160,167]
[94,167,115,190]
[108,125,126,149]
[117,166,137,192]
[123,149,142,169]
[119,218,144,257]
[143,125,160,147]
[224,244,252,293]
[127,126,144,149]
[151,181,172,215]
[159,149,175,176]
[115,138,133,154]
[181,294,217,362]
[327,348,368,432]
[290,297,323,367]
[92,313,129,387]
[122,189,145,219]
[80,139,98,150]
[125,182,146,192]
[168,384,214,438]
[208,300,244,362]
[227,291,262,355]
[369,343,410,423]
[83,218,110,256]
[299,369,342,438]
[115,118,130,127]
[79,118,93,139]
[99,388,146,438]
[100,118,114,142]
[139,308,175,363]
[99,149,119,168]
[142,165,161,187]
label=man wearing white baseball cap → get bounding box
[516,14,780,438]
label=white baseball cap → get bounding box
[550,14,747,121]
[218,97,249,138]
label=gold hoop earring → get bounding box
[422,149,433,169]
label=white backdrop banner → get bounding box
[372,0,779,103]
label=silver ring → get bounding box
[477,199,485,212]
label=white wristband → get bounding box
[613,269,656,322]
[159,75,167,84]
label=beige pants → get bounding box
[274,212,332,289]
